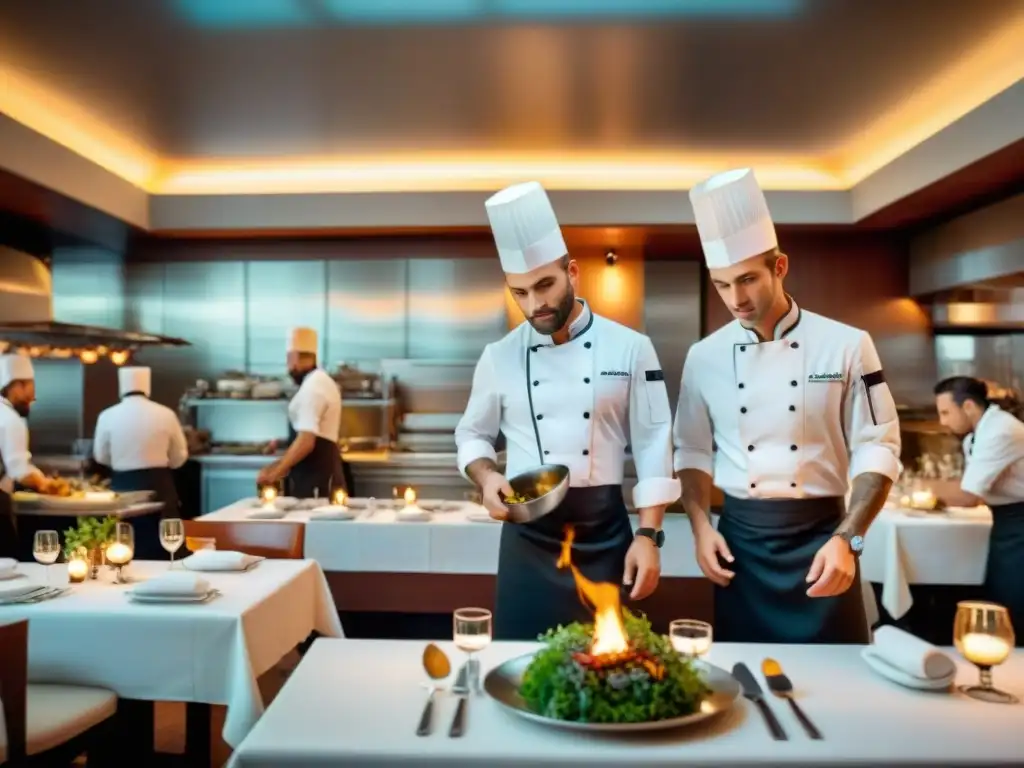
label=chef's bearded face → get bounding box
[287,352,316,385]
[0,379,35,418]
[505,256,579,336]
[709,250,788,331]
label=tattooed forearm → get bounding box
[679,469,714,534]
[466,458,501,488]
[838,471,893,537]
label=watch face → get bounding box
[850,535,864,552]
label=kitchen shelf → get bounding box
[183,398,394,407]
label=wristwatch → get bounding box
[834,531,864,556]
[635,528,665,548]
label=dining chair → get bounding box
[182,520,304,559]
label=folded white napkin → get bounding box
[0,580,42,599]
[133,572,211,597]
[182,550,262,572]
[309,509,355,520]
[248,508,286,520]
[0,557,18,576]
[871,625,956,680]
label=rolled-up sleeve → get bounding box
[92,411,112,467]
[628,337,681,509]
[961,423,1019,497]
[845,331,902,482]
[455,345,501,479]
[167,411,189,469]
[292,389,327,435]
[1,412,37,481]
[673,346,714,476]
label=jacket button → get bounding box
[790,482,797,488]
[790,444,798,451]
[544,450,550,455]
[536,414,544,420]
[738,383,745,389]
[740,407,747,414]
[583,412,590,419]
[533,380,539,386]
[747,445,754,451]
[790,380,798,387]
[584,342,592,349]
[791,342,800,349]
[582,449,589,456]
[750,483,756,489]
[584,377,590,384]
[789,405,796,412]
[740,345,746,352]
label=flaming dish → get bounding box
[483,526,741,732]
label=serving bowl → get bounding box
[503,464,570,523]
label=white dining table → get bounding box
[0,558,343,748]
[227,637,1024,767]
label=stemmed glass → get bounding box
[107,521,135,584]
[669,619,713,659]
[953,601,1018,704]
[453,607,492,693]
[33,530,61,585]
[160,518,185,568]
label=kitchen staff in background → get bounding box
[257,327,351,498]
[0,353,62,559]
[934,376,1024,643]
[673,168,902,644]
[455,181,681,641]
[93,366,188,558]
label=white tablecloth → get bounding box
[228,638,1024,767]
[860,506,992,619]
[0,559,343,747]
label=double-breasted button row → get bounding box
[739,405,797,414]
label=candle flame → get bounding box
[261,486,277,503]
[404,487,417,506]
[333,489,348,507]
[557,525,629,656]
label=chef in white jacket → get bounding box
[0,354,61,558]
[934,376,1024,643]
[94,366,188,558]
[455,181,681,641]
[257,327,349,498]
[673,168,901,644]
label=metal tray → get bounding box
[483,651,740,733]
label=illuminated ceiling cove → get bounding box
[0,0,1021,197]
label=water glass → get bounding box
[669,619,713,659]
[33,530,61,584]
[953,601,1017,704]
[160,518,185,568]
[453,607,492,657]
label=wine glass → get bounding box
[33,530,61,585]
[953,601,1018,704]
[107,521,135,584]
[669,619,713,659]
[454,607,492,693]
[160,518,185,568]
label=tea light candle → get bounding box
[403,487,418,509]
[672,635,712,657]
[105,542,132,566]
[67,557,88,583]
[911,489,936,509]
[961,633,1011,666]
[260,486,278,506]
[333,488,348,507]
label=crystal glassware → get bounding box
[953,601,1018,704]
[669,619,713,658]
[33,529,61,585]
[160,518,185,568]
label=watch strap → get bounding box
[635,527,665,548]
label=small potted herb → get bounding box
[62,516,118,579]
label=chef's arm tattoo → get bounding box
[466,457,501,488]
[679,469,715,535]
[837,471,892,537]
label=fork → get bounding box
[449,661,470,737]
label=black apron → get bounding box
[493,485,633,641]
[109,467,180,561]
[714,494,868,644]
[0,401,21,560]
[984,500,1024,646]
[283,424,349,499]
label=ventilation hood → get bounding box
[910,193,1024,332]
[0,246,189,359]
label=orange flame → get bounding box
[557,525,629,656]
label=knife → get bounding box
[448,661,470,737]
[732,662,788,740]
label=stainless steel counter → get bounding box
[191,449,468,470]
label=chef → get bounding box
[934,376,1024,641]
[0,353,61,558]
[673,168,902,644]
[257,327,349,499]
[455,180,681,641]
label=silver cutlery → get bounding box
[417,643,452,736]
[733,662,788,740]
[762,658,823,740]
[449,660,470,737]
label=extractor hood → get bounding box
[0,246,189,359]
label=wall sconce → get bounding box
[605,251,618,266]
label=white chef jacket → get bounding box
[93,395,189,472]
[289,369,342,442]
[0,397,38,493]
[455,299,680,510]
[961,405,1024,505]
[674,299,902,500]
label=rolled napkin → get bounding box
[132,572,211,597]
[871,625,957,680]
[248,508,286,520]
[182,549,262,572]
[0,558,19,577]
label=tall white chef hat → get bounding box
[0,353,34,390]
[288,327,318,355]
[689,168,778,269]
[119,366,151,397]
[485,181,568,274]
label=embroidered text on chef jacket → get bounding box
[673,299,902,499]
[289,369,342,442]
[456,299,681,510]
[961,405,1024,505]
[0,397,38,494]
[93,397,189,472]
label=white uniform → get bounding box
[961,405,1024,505]
[288,369,342,442]
[93,368,189,472]
[0,354,39,494]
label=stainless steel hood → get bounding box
[0,246,189,356]
[910,193,1024,332]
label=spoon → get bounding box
[417,643,452,736]
[761,658,823,740]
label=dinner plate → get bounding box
[418,500,462,513]
[484,652,741,732]
[127,589,221,604]
[396,508,432,522]
[860,646,955,691]
[466,511,500,523]
[308,506,358,520]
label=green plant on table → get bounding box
[62,516,118,559]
